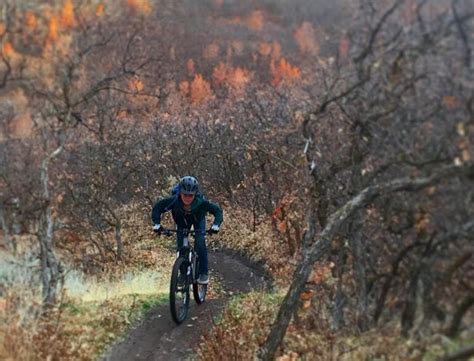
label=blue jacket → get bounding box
[151,193,223,226]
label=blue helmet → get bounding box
[179,176,199,195]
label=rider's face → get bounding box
[180,193,195,206]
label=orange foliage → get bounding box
[227,67,252,91]
[128,78,144,92]
[225,10,264,31]
[270,58,301,86]
[294,22,319,55]
[96,3,105,17]
[442,96,460,109]
[2,42,14,57]
[226,16,242,26]
[246,10,264,31]
[187,58,195,76]
[259,42,272,57]
[258,41,281,60]
[25,11,38,31]
[462,149,471,163]
[127,0,153,15]
[212,62,228,85]
[308,263,334,285]
[271,41,281,60]
[277,220,286,234]
[415,210,430,236]
[259,41,281,60]
[11,113,33,138]
[0,23,5,36]
[339,35,350,60]
[203,42,219,59]
[61,0,76,28]
[212,63,252,92]
[47,15,59,42]
[232,40,244,56]
[190,74,213,104]
[299,289,314,301]
[179,80,189,96]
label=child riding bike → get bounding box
[151,176,223,284]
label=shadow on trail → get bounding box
[102,250,271,361]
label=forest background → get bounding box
[0,0,472,360]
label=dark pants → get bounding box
[172,213,208,275]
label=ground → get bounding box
[101,250,271,361]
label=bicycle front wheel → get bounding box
[170,257,190,324]
[192,257,207,304]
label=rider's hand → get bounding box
[210,224,220,234]
[153,224,162,234]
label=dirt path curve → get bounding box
[102,250,270,361]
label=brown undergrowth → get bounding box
[0,203,174,361]
[210,207,295,286]
[197,208,474,360]
[197,290,473,361]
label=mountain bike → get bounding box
[160,228,211,324]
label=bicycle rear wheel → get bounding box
[192,257,207,304]
[170,257,190,324]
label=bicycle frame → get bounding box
[161,228,211,283]
[162,227,212,323]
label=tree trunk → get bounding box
[401,269,420,337]
[446,295,474,338]
[420,260,446,327]
[38,147,62,306]
[330,238,347,330]
[115,223,123,261]
[260,237,331,360]
[349,216,369,331]
[440,343,474,361]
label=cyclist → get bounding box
[151,176,223,284]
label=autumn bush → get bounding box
[197,292,282,360]
[212,207,295,285]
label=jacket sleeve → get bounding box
[151,196,176,224]
[203,199,223,226]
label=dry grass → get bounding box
[197,291,282,360]
[0,230,173,361]
[1,289,167,361]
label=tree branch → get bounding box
[259,163,474,360]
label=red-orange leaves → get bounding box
[270,58,301,86]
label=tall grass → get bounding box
[0,248,171,360]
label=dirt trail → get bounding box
[102,250,270,361]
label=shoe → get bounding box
[197,273,209,285]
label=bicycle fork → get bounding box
[177,237,193,281]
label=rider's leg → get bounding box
[172,213,187,251]
[193,216,208,276]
